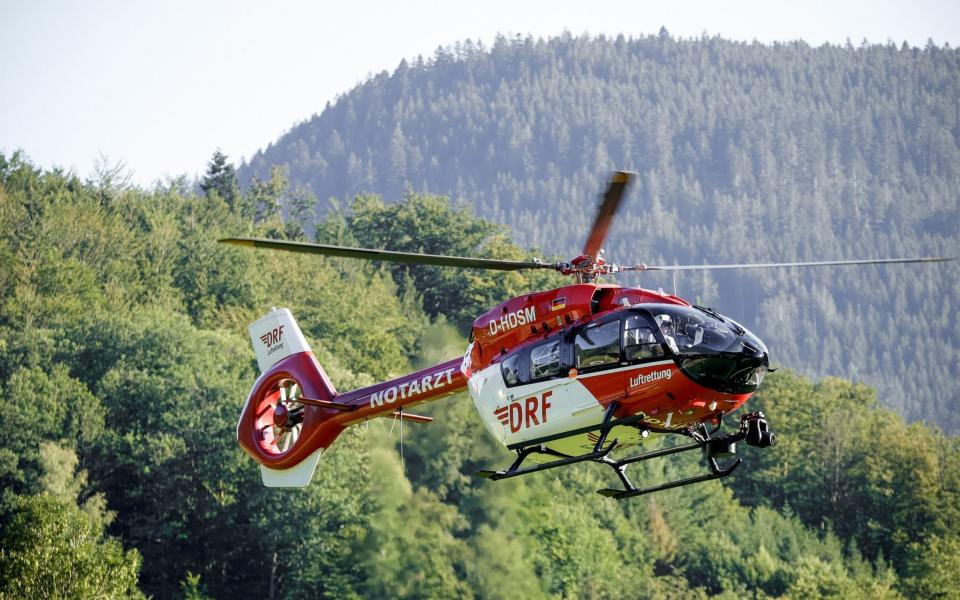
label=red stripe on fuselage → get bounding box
[573,361,752,430]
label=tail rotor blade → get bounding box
[291,426,301,446]
[582,171,633,259]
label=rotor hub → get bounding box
[273,403,290,428]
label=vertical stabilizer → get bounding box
[248,308,311,372]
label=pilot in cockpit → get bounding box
[655,314,680,354]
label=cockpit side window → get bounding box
[574,320,620,370]
[501,354,521,386]
[624,314,664,361]
[529,340,561,380]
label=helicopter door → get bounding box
[570,313,673,408]
[508,338,577,442]
[573,320,621,371]
[623,313,667,363]
[622,312,678,404]
[567,319,623,413]
[535,318,628,456]
[473,336,578,446]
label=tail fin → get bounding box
[238,308,339,487]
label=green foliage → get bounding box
[248,165,288,225]
[0,150,957,599]
[199,149,241,214]
[363,487,475,599]
[38,441,115,526]
[180,572,213,600]
[1,365,104,501]
[731,371,960,573]
[0,494,144,599]
[902,535,960,599]
[317,192,563,326]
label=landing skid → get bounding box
[475,404,775,499]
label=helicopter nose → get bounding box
[741,342,765,362]
[736,343,769,390]
[676,349,768,394]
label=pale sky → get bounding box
[1,0,958,187]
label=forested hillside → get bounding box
[242,33,960,432]
[1,153,959,598]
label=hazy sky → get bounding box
[2,0,958,187]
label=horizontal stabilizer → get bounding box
[390,411,434,424]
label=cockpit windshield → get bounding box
[643,304,764,357]
[643,304,769,394]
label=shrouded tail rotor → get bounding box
[238,309,342,487]
[255,377,305,456]
[237,307,468,488]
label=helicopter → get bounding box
[222,171,952,498]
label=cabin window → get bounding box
[529,340,561,380]
[624,315,664,361]
[574,321,620,369]
[501,354,521,386]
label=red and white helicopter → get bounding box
[222,172,951,498]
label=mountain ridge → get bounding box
[240,32,960,431]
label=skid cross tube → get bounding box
[476,410,773,498]
[597,444,742,499]
[475,402,625,481]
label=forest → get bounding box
[242,32,960,433]
[1,151,958,599]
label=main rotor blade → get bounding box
[582,171,633,259]
[220,237,560,272]
[628,256,954,272]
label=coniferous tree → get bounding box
[199,149,241,211]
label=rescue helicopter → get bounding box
[221,172,952,498]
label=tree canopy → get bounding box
[0,150,957,597]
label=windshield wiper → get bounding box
[694,305,745,335]
[693,305,724,320]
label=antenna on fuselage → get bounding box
[387,408,406,474]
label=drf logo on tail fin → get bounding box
[260,325,284,347]
[494,391,552,433]
[260,326,285,356]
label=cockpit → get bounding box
[499,303,768,395]
[644,304,768,393]
[645,304,764,356]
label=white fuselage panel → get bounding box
[467,359,678,455]
[467,363,605,448]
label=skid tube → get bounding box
[475,404,775,499]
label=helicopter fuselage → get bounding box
[465,283,768,457]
